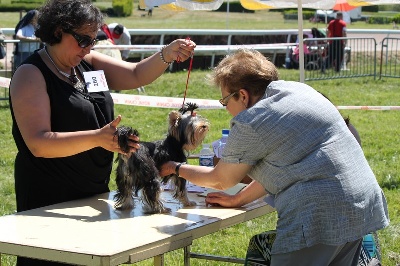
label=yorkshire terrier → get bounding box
[114,103,210,214]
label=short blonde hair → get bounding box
[208,49,279,97]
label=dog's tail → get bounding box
[115,126,139,154]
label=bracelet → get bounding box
[159,45,172,65]
[175,162,186,177]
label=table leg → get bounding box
[153,254,164,266]
[184,245,191,266]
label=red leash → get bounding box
[176,37,194,108]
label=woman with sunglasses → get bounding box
[9,1,195,264]
[160,49,389,266]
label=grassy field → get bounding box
[1,69,399,265]
[0,5,399,266]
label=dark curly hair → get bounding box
[35,0,104,45]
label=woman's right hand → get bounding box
[205,192,240,208]
[159,161,177,177]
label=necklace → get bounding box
[44,47,86,92]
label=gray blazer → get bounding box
[222,80,389,254]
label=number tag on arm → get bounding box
[83,70,109,92]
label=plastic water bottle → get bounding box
[212,138,220,158]
[212,129,230,158]
[199,144,214,167]
[217,129,229,158]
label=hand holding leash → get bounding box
[162,38,196,64]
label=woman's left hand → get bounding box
[163,39,196,63]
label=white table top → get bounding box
[0,190,274,265]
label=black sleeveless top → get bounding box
[9,50,113,212]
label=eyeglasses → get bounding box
[219,91,237,107]
[65,29,97,48]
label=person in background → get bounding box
[0,29,6,60]
[9,1,195,265]
[13,9,41,71]
[291,41,311,69]
[108,22,131,60]
[97,23,115,44]
[160,49,389,266]
[326,11,347,72]
[95,23,122,60]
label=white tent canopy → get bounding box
[143,0,224,10]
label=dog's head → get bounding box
[168,102,210,151]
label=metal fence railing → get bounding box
[302,37,377,81]
[0,40,14,100]
[1,35,400,101]
[380,37,400,79]
[0,39,41,100]
[0,39,41,75]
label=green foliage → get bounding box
[112,0,133,17]
[283,9,315,20]
[392,14,400,24]
[11,0,43,4]
[362,5,379,12]
[378,4,400,12]
[0,3,42,11]
[367,16,393,24]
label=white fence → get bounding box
[1,28,400,80]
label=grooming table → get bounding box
[0,190,275,265]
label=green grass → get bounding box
[0,5,399,266]
[0,7,398,30]
[1,69,399,265]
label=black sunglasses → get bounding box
[65,29,97,48]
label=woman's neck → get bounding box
[45,46,71,73]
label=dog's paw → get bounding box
[178,197,197,207]
[114,193,134,210]
[114,200,134,210]
[143,204,171,214]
